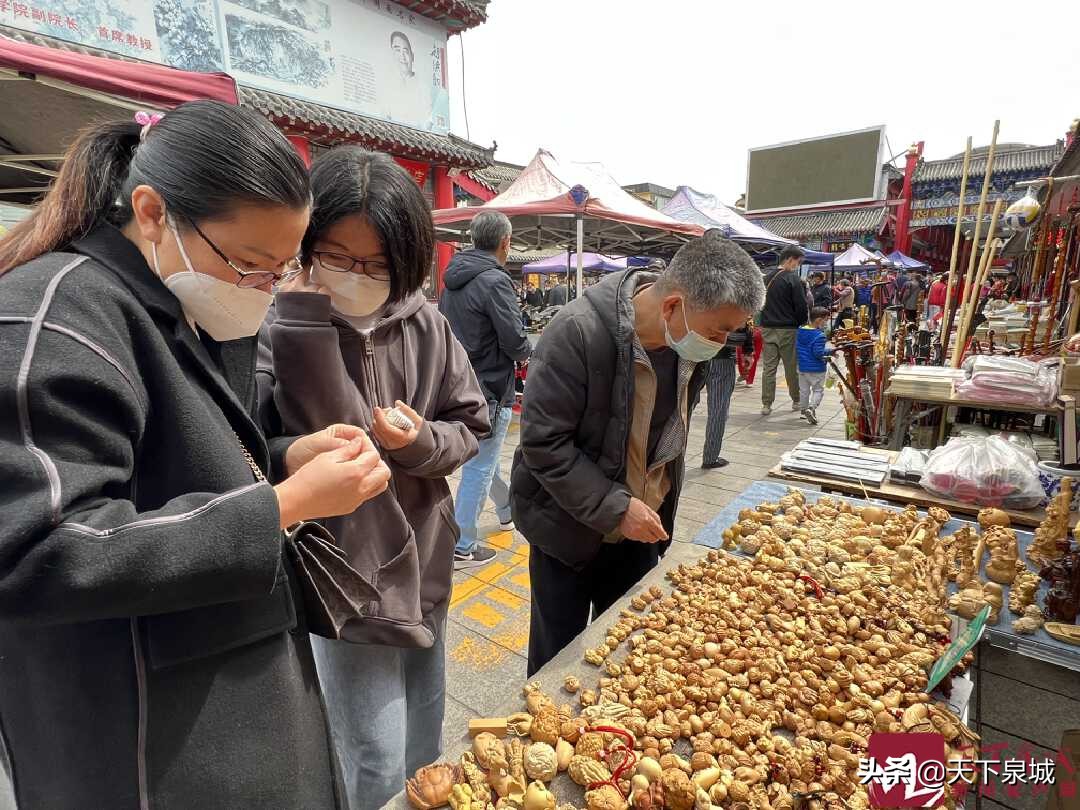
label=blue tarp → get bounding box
[522,252,648,274]
[886,250,929,270]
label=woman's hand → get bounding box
[276,265,329,296]
[1066,333,1080,354]
[284,424,366,477]
[274,432,390,528]
[372,401,423,450]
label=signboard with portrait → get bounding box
[0,0,451,134]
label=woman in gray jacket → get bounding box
[259,147,489,809]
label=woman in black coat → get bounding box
[0,102,391,809]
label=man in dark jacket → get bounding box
[810,272,833,310]
[547,279,569,307]
[759,245,809,415]
[512,232,765,673]
[439,210,533,568]
[525,281,544,308]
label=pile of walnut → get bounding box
[568,545,974,810]
[723,491,954,632]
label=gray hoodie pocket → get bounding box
[334,497,435,649]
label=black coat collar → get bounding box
[71,224,267,463]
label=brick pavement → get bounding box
[439,375,846,751]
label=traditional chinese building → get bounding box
[0,0,494,291]
[907,142,1064,271]
[748,199,898,254]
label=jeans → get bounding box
[799,371,826,411]
[760,327,799,408]
[454,405,513,554]
[311,620,446,810]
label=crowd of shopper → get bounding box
[0,100,774,810]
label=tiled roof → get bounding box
[749,205,889,240]
[1,27,493,169]
[469,162,523,193]
[913,143,1063,183]
[408,0,488,33]
[239,88,493,169]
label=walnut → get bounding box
[568,755,612,787]
[660,768,696,810]
[585,784,627,810]
[564,676,581,694]
[530,707,561,746]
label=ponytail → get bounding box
[0,100,310,276]
[0,121,140,274]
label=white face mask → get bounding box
[151,218,272,341]
[312,259,391,317]
[664,297,726,362]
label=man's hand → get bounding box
[372,401,423,450]
[284,424,367,477]
[618,497,668,543]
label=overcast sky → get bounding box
[447,0,1080,204]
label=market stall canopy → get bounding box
[0,31,238,208]
[834,243,891,271]
[432,149,703,257]
[522,252,647,274]
[661,186,795,249]
[886,250,929,270]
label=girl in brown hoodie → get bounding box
[257,148,489,809]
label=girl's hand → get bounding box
[372,401,423,450]
[275,432,390,528]
[285,424,366,477]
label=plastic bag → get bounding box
[956,355,1059,407]
[920,435,1046,508]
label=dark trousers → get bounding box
[527,541,660,675]
[702,356,737,465]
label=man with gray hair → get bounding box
[511,230,765,672]
[440,210,532,568]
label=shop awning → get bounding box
[886,250,928,270]
[662,186,795,249]
[433,149,703,257]
[0,32,237,107]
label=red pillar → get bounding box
[894,141,924,256]
[286,135,311,167]
[432,165,455,296]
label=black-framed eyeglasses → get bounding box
[313,251,392,282]
[186,219,302,288]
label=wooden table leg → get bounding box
[889,398,913,450]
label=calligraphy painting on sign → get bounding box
[0,0,452,134]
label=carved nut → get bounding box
[407,764,460,810]
[568,755,613,787]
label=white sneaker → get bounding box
[760,405,772,416]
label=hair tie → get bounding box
[134,111,164,141]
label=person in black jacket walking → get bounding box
[439,211,533,568]
[759,245,810,415]
[0,102,392,810]
[512,232,765,673]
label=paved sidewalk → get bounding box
[439,375,846,748]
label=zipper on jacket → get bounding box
[130,618,151,810]
[359,333,381,414]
